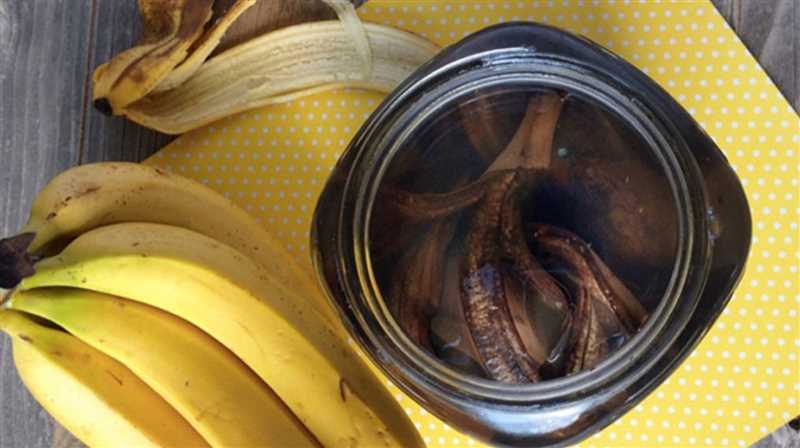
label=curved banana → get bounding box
[18,223,423,448]
[10,288,317,447]
[9,162,340,329]
[0,309,208,448]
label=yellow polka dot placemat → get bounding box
[145,1,799,446]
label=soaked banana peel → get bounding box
[93,0,439,134]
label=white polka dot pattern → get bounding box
[146,1,800,446]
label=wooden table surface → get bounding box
[0,1,797,447]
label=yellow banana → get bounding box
[0,308,208,448]
[18,223,423,448]
[10,288,317,447]
[7,162,340,329]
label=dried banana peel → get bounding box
[123,21,439,134]
[92,0,439,134]
[154,0,374,96]
[93,0,215,113]
[152,0,258,93]
[321,0,373,76]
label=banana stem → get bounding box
[0,233,37,289]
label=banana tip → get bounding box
[94,98,113,116]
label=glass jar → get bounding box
[312,22,750,446]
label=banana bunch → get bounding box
[0,162,423,447]
[93,0,439,134]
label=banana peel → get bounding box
[124,22,438,134]
[92,0,439,134]
[321,0,373,76]
[152,0,258,93]
[93,0,215,113]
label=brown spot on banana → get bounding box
[105,370,124,386]
[339,378,350,402]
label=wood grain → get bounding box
[711,0,798,110]
[0,2,89,447]
[0,1,797,447]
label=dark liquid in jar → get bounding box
[369,87,678,383]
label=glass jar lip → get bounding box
[346,52,710,403]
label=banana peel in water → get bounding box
[93,0,439,134]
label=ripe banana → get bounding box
[18,222,423,448]
[4,162,340,330]
[10,288,317,447]
[0,308,208,448]
[116,21,439,134]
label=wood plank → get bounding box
[80,0,173,163]
[711,0,734,22]
[0,1,92,446]
[49,425,82,448]
[712,0,798,111]
[737,0,797,110]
